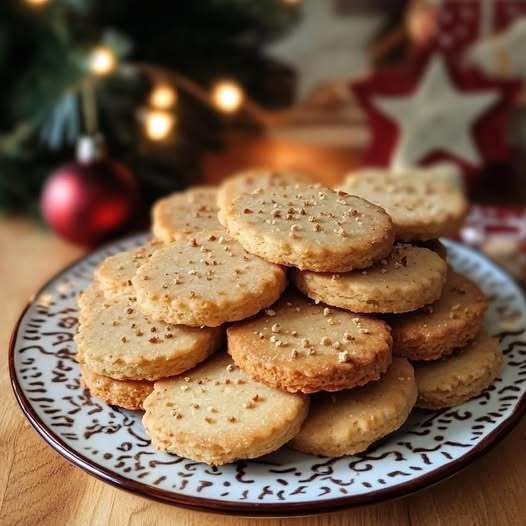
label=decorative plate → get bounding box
[9,236,526,516]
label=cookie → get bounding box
[152,186,223,242]
[132,231,287,327]
[75,282,223,380]
[289,358,417,457]
[142,353,309,465]
[292,244,447,314]
[80,366,153,410]
[222,182,394,272]
[389,269,488,361]
[415,239,447,260]
[415,330,502,409]
[217,168,310,224]
[227,291,392,393]
[94,241,162,299]
[341,169,469,241]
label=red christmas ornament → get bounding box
[41,136,138,245]
[351,53,519,187]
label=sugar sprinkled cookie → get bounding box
[142,353,309,465]
[227,291,392,393]
[217,168,310,224]
[132,231,287,327]
[222,182,394,272]
[152,186,222,242]
[389,269,488,361]
[292,244,447,314]
[80,366,153,410]
[75,283,223,380]
[341,169,468,241]
[414,330,502,409]
[95,241,162,299]
[289,358,417,457]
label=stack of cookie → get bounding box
[75,168,503,466]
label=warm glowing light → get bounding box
[149,84,178,109]
[26,0,49,5]
[89,47,117,76]
[144,110,175,140]
[211,80,245,114]
[281,0,303,4]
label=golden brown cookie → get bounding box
[94,241,162,299]
[142,353,309,465]
[289,358,417,457]
[80,366,153,410]
[227,291,392,393]
[222,182,394,272]
[341,169,469,241]
[152,186,223,242]
[415,330,502,409]
[389,269,488,361]
[292,244,447,314]
[75,282,223,380]
[132,231,287,327]
[217,168,311,224]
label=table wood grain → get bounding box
[1,216,525,526]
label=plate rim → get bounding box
[8,235,526,517]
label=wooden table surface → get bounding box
[1,217,525,526]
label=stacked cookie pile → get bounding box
[75,168,503,466]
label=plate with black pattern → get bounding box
[9,236,526,516]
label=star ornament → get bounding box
[352,53,519,182]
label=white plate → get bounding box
[10,236,526,516]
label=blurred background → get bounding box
[2,0,526,279]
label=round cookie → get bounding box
[222,182,394,272]
[217,169,310,224]
[152,186,223,242]
[94,241,162,299]
[142,353,309,465]
[81,366,153,410]
[341,169,468,241]
[289,358,417,457]
[227,291,392,393]
[292,244,447,314]
[75,283,223,380]
[389,269,488,361]
[132,231,287,327]
[415,330,502,409]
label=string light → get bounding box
[281,0,303,4]
[89,47,117,76]
[144,110,175,141]
[149,84,178,110]
[211,80,245,114]
[26,0,49,5]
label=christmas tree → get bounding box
[0,0,297,215]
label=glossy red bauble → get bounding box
[41,157,137,245]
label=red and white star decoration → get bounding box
[351,53,519,184]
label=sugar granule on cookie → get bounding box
[152,186,223,242]
[414,330,502,409]
[227,291,392,393]
[221,182,394,272]
[292,244,447,314]
[75,282,223,380]
[142,353,309,465]
[341,168,468,241]
[289,358,417,457]
[132,231,287,327]
[389,269,488,361]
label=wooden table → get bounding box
[1,217,525,526]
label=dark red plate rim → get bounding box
[8,237,526,517]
